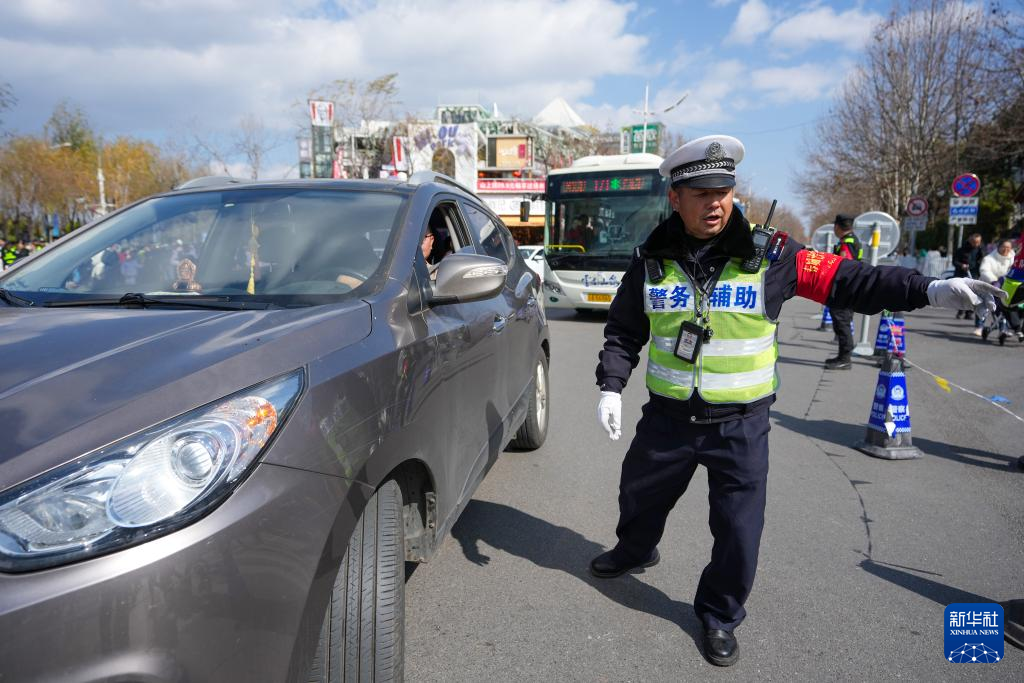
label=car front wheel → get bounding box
[510,350,549,450]
[309,480,405,682]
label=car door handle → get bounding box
[492,314,507,333]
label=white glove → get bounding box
[927,278,1007,317]
[597,391,622,440]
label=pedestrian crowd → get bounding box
[0,236,45,269]
[949,232,1024,345]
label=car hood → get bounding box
[0,302,372,492]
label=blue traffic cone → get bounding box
[819,306,833,330]
[873,311,893,356]
[887,316,906,354]
[857,350,922,459]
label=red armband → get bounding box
[795,250,843,304]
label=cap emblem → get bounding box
[705,141,724,162]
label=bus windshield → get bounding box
[545,168,669,271]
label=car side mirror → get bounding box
[431,253,507,305]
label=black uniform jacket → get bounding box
[595,209,935,423]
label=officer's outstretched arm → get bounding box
[792,250,933,315]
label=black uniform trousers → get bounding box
[614,400,770,632]
[830,306,855,358]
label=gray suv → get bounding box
[0,174,550,681]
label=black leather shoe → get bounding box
[823,355,852,370]
[702,628,739,667]
[589,548,659,578]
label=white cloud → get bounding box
[576,60,749,131]
[0,0,649,137]
[749,63,839,102]
[726,0,775,45]
[769,6,882,51]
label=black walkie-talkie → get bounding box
[740,199,777,273]
[637,246,665,282]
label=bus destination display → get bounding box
[559,174,654,195]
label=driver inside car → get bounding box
[421,210,454,281]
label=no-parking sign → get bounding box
[952,173,981,198]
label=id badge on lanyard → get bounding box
[674,320,704,364]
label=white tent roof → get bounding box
[532,97,586,128]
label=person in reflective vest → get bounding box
[592,134,1005,668]
[824,213,862,369]
[1,242,18,269]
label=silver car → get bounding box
[0,174,550,682]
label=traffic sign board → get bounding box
[952,173,980,198]
[853,211,901,258]
[902,215,928,232]
[811,224,837,253]
[906,196,928,216]
[949,197,979,225]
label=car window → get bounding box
[422,202,467,268]
[461,201,511,263]
[1,188,407,306]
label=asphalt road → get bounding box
[405,296,1024,681]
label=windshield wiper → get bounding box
[43,292,270,310]
[0,288,33,307]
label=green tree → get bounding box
[45,100,96,152]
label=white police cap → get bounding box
[659,134,745,189]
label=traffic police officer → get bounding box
[824,213,862,369]
[591,134,1005,667]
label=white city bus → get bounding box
[542,153,670,312]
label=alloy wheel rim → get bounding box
[535,360,547,427]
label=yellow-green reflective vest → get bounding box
[835,234,863,260]
[1004,276,1022,307]
[644,258,779,404]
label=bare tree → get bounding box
[797,0,1002,250]
[0,82,15,132]
[297,73,401,136]
[188,117,232,177]
[232,114,281,180]
[189,114,282,179]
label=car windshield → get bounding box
[0,187,407,306]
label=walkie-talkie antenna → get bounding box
[763,199,777,230]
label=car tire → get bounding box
[510,350,549,450]
[309,480,405,683]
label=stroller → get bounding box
[981,278,1024,345]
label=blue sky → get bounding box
[0,0,893,226]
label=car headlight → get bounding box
[0,370,304,572]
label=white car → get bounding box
[518,245,545,282]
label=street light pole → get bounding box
[632,87,689,155]
[97,165,108,216]
[641,82,649,154]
